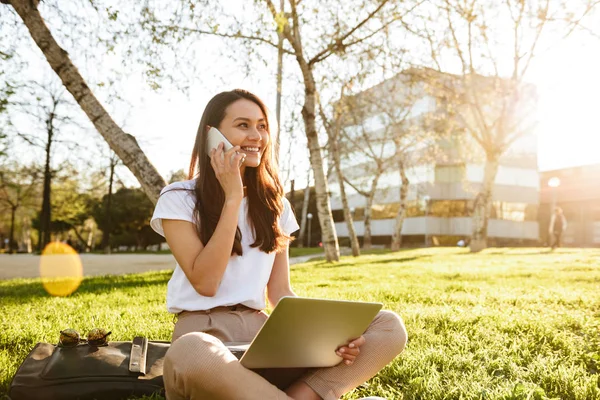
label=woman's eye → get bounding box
[258,124,267,130]
[238,123,248,128]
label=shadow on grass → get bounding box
[311,254,432,269]
[373,255,432,264]
[0,271,172,306]
[457,249,552,256]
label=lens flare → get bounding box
[39,242,83,296]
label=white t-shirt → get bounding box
[150,179,300,314]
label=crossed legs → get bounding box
[163,310,407,400]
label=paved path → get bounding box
[0,253,325,280]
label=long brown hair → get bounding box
[187,89,290,255]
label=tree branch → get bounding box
[16,132,44,148]
[308,0,391,66]
[311,14,408,65]
[264,0,302,58]
[516,0,549,81]
[444,0,468,75]
[342,175,369,197]
[558,0,600,40]
[155,24,295,55]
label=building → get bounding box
[540,164,600,247]
[328,70,540,246]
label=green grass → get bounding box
[90,249,174,255]
[1,247,600,399]
[289,246,325,258]
[86,247,323,257]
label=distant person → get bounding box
[150,89,407,399]
[549,207,567,249]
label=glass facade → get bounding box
[434,164,466,183]
[430,200,473,217]
[332,200,538,222]
[490,201,538,222]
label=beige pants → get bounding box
[163,305,407,400]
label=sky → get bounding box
[126,30,600,189]
[530,30,600,173]
[6,3,600,191]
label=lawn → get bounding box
[289,246,327,258]
[1,247,599,399]
[86,246,324,258]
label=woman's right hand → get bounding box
[210,142,246,202]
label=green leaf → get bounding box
[275,12,288,34]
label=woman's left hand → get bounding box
[336,335,366,366]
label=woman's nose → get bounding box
[247,128,262,141]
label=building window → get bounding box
[336,208,367,222]
[434,164,466,183]
[332,209,345,223]
[429,200,472,217]
[490,202,538,222]
[333,201,537,222]
[371,203,400,219]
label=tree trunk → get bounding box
[266,3,339,261]
[297,171,310,248]
[288,179,295,210]
[101,160,115,254]
[22,217,32,253]
[86,225,95,252]
[362,174,381,250]
[9,206,16,252]
[363,202,372,249]
[274,0,284,164]
[299,66,339,261]
[71,226,91,251]
[7,0,166,203]
[470,156,499,252]
[391,161,410,251]
[332,141,360,257]
[39,117,53,251]
[326,105,360,257]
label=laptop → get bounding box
[226,297,382,369]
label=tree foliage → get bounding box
[92,187,163,250]
[0,161,40,251]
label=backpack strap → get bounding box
[129,336,148,375]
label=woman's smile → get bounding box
[240,146,261,153]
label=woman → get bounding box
[150,89,407,400]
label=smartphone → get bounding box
[206,127,234,157]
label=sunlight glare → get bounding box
[39,242,83,297]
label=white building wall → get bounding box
[335,218,539,239]
[337,163,539,191]
[329,182,539,210]
[466,164,540,189]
